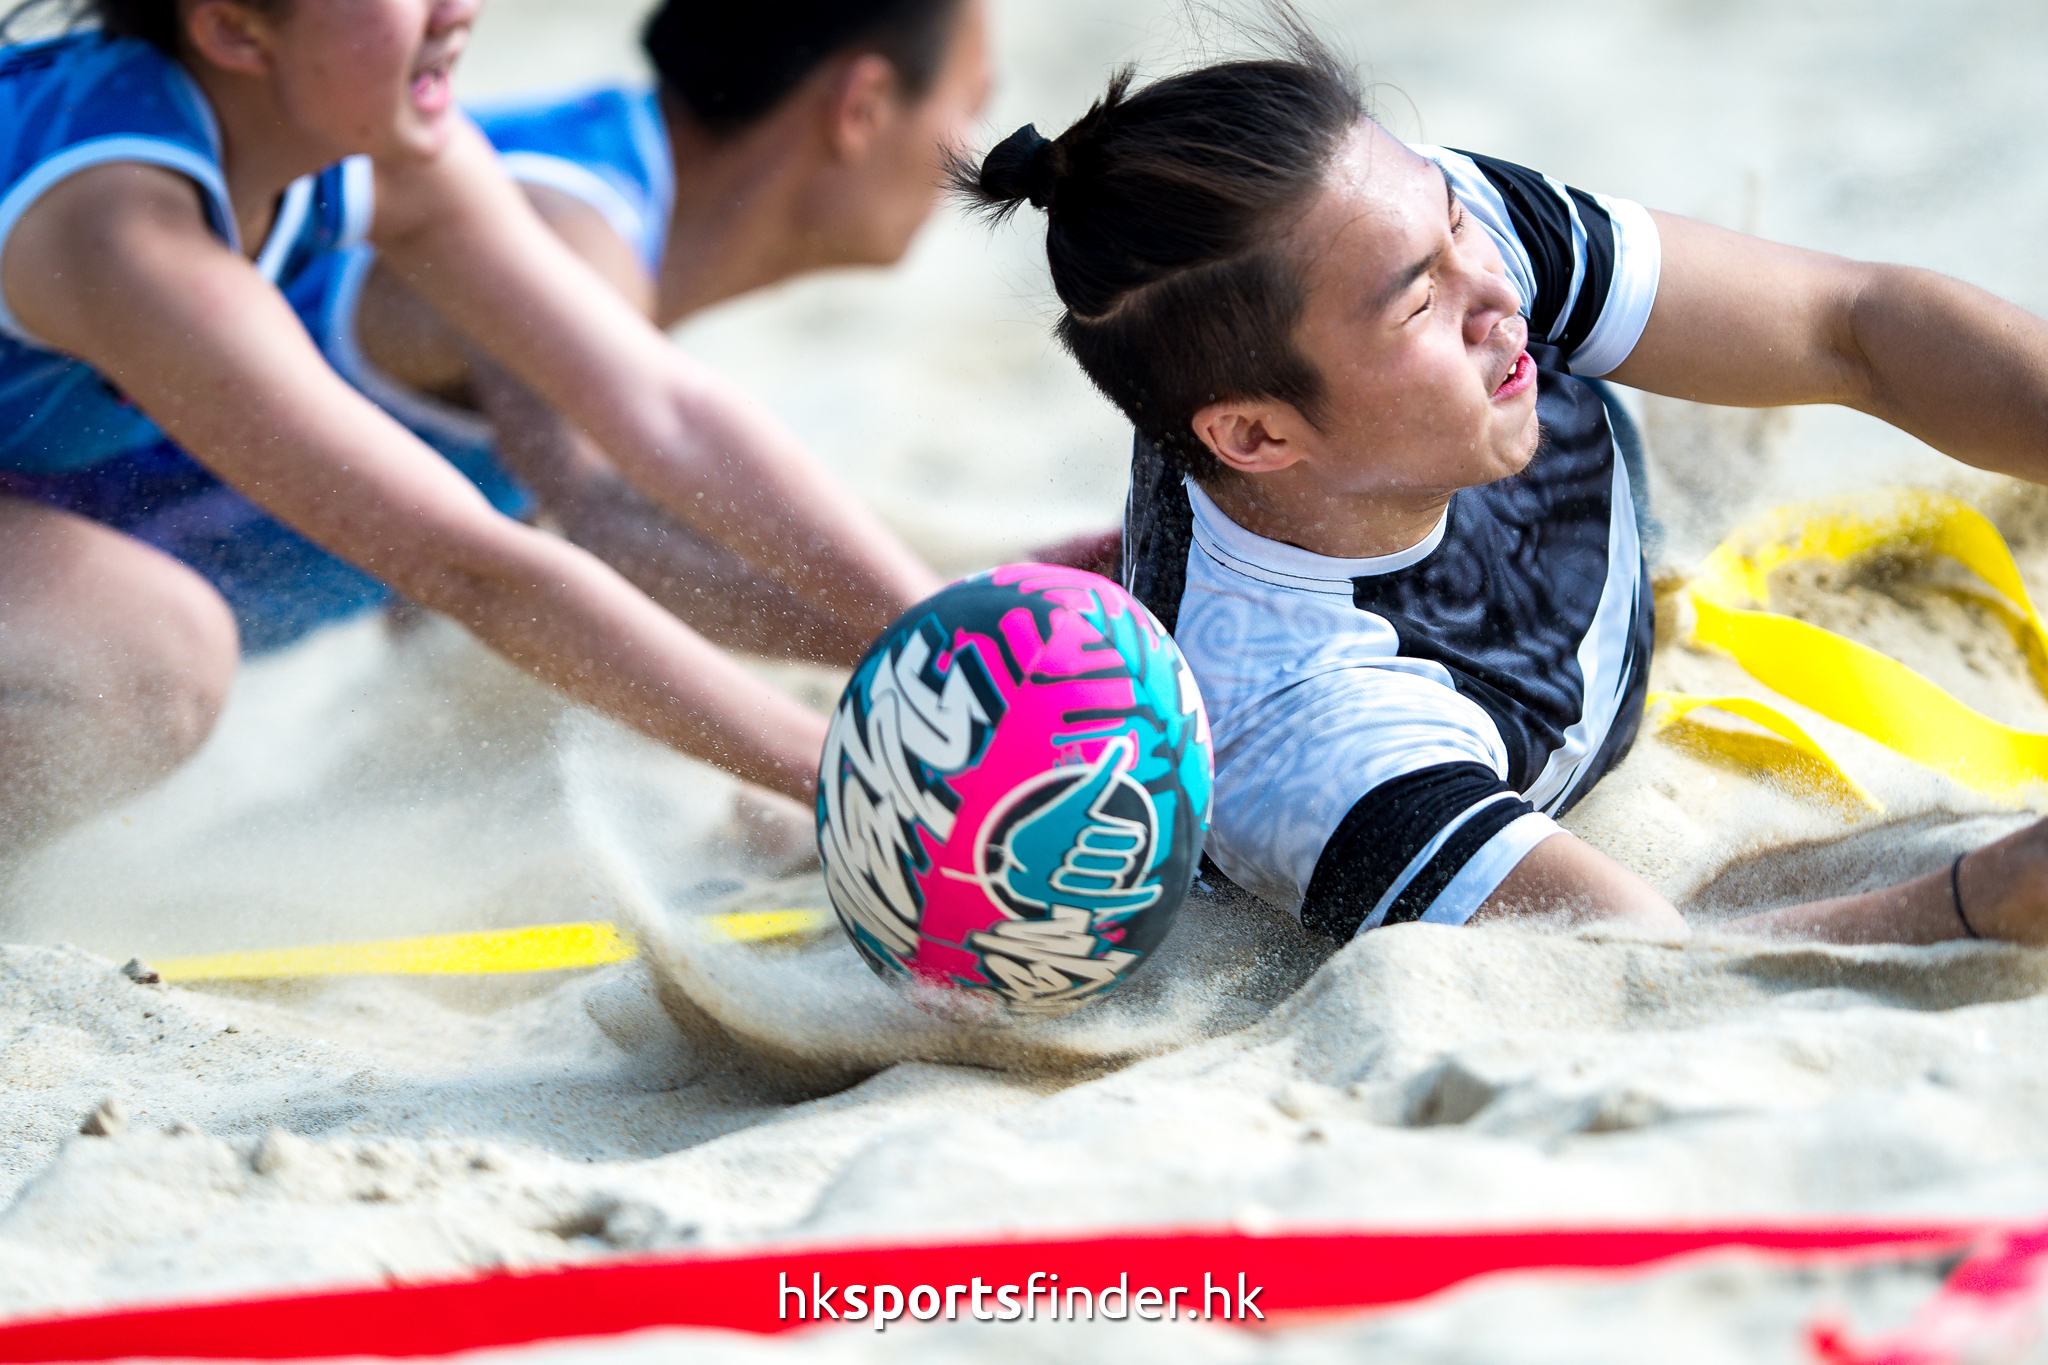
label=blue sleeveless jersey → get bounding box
[478,84,671,275]
[0,31,373,474]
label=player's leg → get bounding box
[0,499,239,854]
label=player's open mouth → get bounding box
[410,45,462,115]
[1492,349,1534,401]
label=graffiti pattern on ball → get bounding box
[818,565,1212,1010]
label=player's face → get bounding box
[252,0,480,161]
[1285,122,1539,500]
[837,0,993,265]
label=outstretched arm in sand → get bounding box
[1475,823,2048,946]
[1609,213,2048,479]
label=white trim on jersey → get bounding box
[1357,789,1513,930]
[1415,810,1561,927]
[0,135,233,347]
[253,174,312,282]
[499,151,652,269]
[1521,446,1643,811]
[1189,481,1448,593]
[1571,195,1662,378]
[339,155,376,250]
[1542,169,1591,345]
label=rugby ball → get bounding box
[816,564,1212,1014]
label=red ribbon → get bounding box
[1813,1222,2048,1364]
[0,1223,1986,1361]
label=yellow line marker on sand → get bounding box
[154,911,833,982]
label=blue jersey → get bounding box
[478,84,671,275]
[0,31,373,474]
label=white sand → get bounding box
[8,1,2048,1359]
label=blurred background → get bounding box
[6,0,2047,960]
[462,0,2048,568]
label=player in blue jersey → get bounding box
[0,0,940,854]
[954,30,2048,947]
[327,0,1000,668]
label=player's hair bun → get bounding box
[947,27,1365,483]
[976,123,1061,210]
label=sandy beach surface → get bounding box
[8,2,2048,1359]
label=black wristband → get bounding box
[1951,853,1981,940]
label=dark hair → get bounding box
[643,0,964,138]
[1,0,280,53]
[951,28,1364,482]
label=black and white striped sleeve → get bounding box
[1298,763,1554,939]
[1192,647,1564,940]
[1418,145,1662,378]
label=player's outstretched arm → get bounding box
[1724,818,2048,945]
[465,348,883,667]
[1607,213,2048,483]
[369,117,943,645]
[353,186,883,665]
[1475,822,2048,946]
[4,160,829,802]
[1470,834,1690,934]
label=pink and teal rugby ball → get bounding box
[816,564,1213,1014]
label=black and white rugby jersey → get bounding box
[1123,146,1660,939]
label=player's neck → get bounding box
[184,61,334,262]
[654,89,835,324]
[1203,471,1453,561]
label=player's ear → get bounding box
[185,0,276,77]
[824,52,901,160]
[1192,400,1304,475]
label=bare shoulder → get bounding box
[2,160,220,355]
[8,158,211,260]
[522,181,650,309]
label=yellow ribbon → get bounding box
[153,910,833,982]
[1645,690,1884,813]
[1664,490,2048,803]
